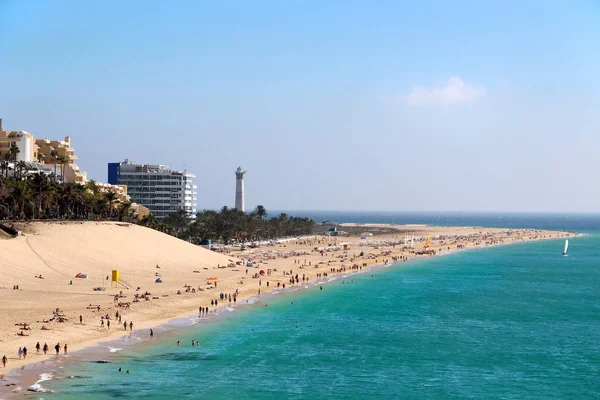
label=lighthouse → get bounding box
[234,166,247,212]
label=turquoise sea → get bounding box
[36,214,600,399]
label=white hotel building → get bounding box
[108,159,197,218]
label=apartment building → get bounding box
[107,159,197,218]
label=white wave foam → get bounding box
[28,383,47,392]
[108,347,123,353]
[28,373,55,393]
[38,373,53,382]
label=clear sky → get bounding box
[1,0,598,212]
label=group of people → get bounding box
[3,342,68,368]
[99,311,133,331]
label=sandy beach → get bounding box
[0,221,575,388]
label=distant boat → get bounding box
[404,233,409,247]
[562,239,569,256]
[425,233,431,249]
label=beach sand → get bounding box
[0,221,574,385]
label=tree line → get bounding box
[0,174,137,222]
[139,206,316,244]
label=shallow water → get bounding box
[34,214,600,399]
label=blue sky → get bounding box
[1,0,598,212]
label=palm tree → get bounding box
[29,173,53,219]
[162,210,191,237]
[58,155,69,182]
[50,149,59,181]
[0,157,9,178]
[10,180,31,219]
[15,161,28,179]
[253,205,268,219]
[8,142,20,162]
[117,201,133,222]
[86,180,100,196]
[0,178,11,219]
[104,190,118,220]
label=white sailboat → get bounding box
[404,233,408,247]
[410,234,414,248]
[562,239,569,256]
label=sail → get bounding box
[563,240,569,254]
[425,233,431,249]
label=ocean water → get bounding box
[39,214,600,399]
[285,211,600,231]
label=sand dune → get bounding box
[1,222,233,290]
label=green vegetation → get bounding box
[140,206,316,244]
[0,174,137,222]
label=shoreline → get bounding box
[0,230,579,394]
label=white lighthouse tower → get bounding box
[234,166,247,212]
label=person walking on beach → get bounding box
[129,321,133,331]
[2,355,7,368]
[43,343,48,354]
[150,329,153,337]
[107,319,111,329]
[55,343,60,355]
[124,321,127,330]
[23,346,28,359]
[36,342,41,353]
[80,315,83,324]
[64,344,68,355]
[18,347,23,359]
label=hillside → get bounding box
[0,221,234,290]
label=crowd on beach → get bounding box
[0,227,575,380]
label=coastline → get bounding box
[0,227,578,394]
